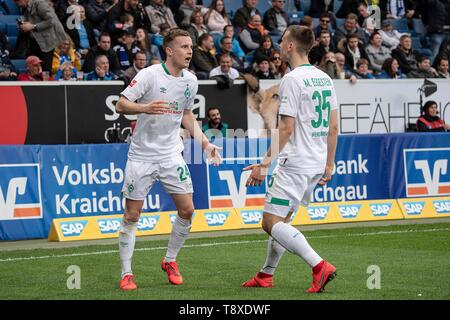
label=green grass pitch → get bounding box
[0,222,449,300]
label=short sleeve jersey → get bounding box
[121,63,198,162]
[278,64,338,174]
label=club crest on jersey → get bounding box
[184,86,191,99]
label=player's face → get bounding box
[167,36,193,69]
[279,31,292,62]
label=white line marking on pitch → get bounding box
[0,228,449,263]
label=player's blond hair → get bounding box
[285,25,315,56]
[163,28,191,50]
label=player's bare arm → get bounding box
[115,96,170,115]
[318,109,338,185]
[244,115,295,187]
[181,109,222,166]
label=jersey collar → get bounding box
[162,62,184,77]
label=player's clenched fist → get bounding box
[143,100,170,114]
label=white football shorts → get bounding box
[264,165,322,218]
[121,155,193,200]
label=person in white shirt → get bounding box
[209,53,240,80]
[115,28,222,291]
[242,25,339,293]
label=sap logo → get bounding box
[241,210,263,224]
[338,204,361,218]
[404,149,450,197]
[60,220,88,237]
[0,164,42,221]
[98,218,122,234]
[307,206,329,220]
[137,216,159,231]
[205,212,229,227]
[433,200,450,214]
[403,202,425,215]
[169,213,196,224]
[370,203,392,217]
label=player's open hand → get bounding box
[205,143,222,166]
[318,165,333,185]
[243,164,268,187]
[144,100,170,115]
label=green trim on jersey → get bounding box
[299,64,313,67]
[162,62,184,77]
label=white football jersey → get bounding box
[278,64,338,174]
[121,63,198,162]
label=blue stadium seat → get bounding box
[7,35,16,49]
[334,0,343,15]
[388,18,409,33]
[336,18,345,28]
[411,36,422,49]
[225,0,241,17]
[289,10,303,24]
[256,0,272,15]
[300,0,310,15]
[412,18,426,36]
[10,59,26,73]
[202,0,213,8]
[6,22,17,36]
[0,14,21,24]
[0,22,5,34]
[3,0,20,15]
[312,17,319,29]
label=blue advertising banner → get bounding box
[1,133,450,240]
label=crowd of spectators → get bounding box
[0,0,449,82]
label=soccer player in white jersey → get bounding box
[115,28,222,291]
[242,25,339,293]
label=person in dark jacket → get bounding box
[107,0,152,40]
[82,32,121,73]
[308,0,334,18]
[391,34,420,76]
[232,0,261,30]
[86,0,117,36]
[337,33,370,71]
[263,0,290,36]
[309,30,336,66]
[416,100,450,132]
[191,33,218,79]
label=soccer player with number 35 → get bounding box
[115,29,222,291]
[242,25,339,293]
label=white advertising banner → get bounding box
[247,79,450,136]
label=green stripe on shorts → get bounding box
[270,197,290,206]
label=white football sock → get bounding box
[165,215,191,262]
[119,219,137,277]
[261,236,286,275]
[270,222,322,268]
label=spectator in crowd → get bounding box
[239,14,267,54]
[145,0,178,34]
[313,12,334,39]
[0,64,17,81]
[66,5,96,58]
[83,32,121,73]
[436,39,450,63]
[151,23,171,60]
[253,35,275,65]
[365,32,392,73]
[219,25,245,58]
[435,57,449,78]
[263,0,290,36]
[119,13,135,31]
[356,1,372,28]
[391,34,419,76]
[416,100,450,132]
[202,107,229,139]
[253,56,275,79]
[114,28,141,71]
[120,51,147,85]
[86,0,116,38]
[338,33,370,71]
[309,0,335,18]
[336,0,360,19]
[407,55,438,78]
[335,51,356,80]
[18,55,50,81]
[309,30,335,66]
[54,61,78,81]
[14,0,67,72]
[378,20,406,51]
[176,0,198,28]
[334,13,368,47]
[0,31,16,80]
[352,58,375,79]
[204,0,230,34]
[107,0,152,38]
[380,0,418,20]
[318,51,343,79]
[377,57,407,78]
[136,27,161,65]
[299,15,314,29]
[216,36,244,72]
[233,0,262,30]
[0,31,11,57]
[192,33,218,79]
[420,0,450,63]
[85,54,118,80]
[51,34,81,77]
[270,50,287,78]
[186,8,209,46]
[209,53,240,80]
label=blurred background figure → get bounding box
[416,100,450,132]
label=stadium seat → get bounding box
[256,0,272,15]
[225,0,241,18]
[300,0,311,15]
[10,59,26,73]
[289,10,303,24]
[388,18,409,33]
[334,0,343,15]
[411,36,422,49]
[0,22,5,34]
[6,22,17,36]
[412,18,426,36]
[312,18,319,29]
[336,18,345,28]
[7,35,16,49]
[0,14,21,24]
[202,0,213,8]
[3,0,20,15]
